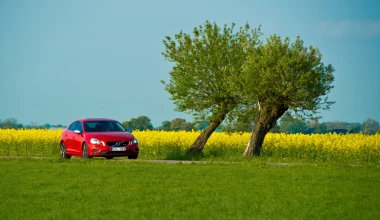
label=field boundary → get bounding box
[1,156,377,167]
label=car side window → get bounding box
[68,121,78,131]
[74,122,83,132]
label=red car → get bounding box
[60,118,139,159]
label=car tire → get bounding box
[82,143,93,159]
[105,156,114,160]
[128,155,138,160]
[60,142,71,159]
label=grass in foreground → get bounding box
[0,158,379,219]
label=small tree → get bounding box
[361,119,380,134]
[170,118,187,131]
[316,123,327,134]
[279,114,307,134]
[121,121,129,129]
[236,35,335,156]
[162,21,262,154]
[222,120,253,132]
[347,123,361,133]
[160,121,172,131]
[1,118,19,129]
[123,116,153,131]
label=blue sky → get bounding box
[1,0,379,127]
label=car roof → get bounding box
[77,118,118,122]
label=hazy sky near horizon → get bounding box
[1,0,380,127]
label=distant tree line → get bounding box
[121,115,380,135]
[222,114,380,135]
[0,118,64,130]
[121,116,196,132]
[1,116,379,135]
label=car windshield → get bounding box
[84,121,127,132]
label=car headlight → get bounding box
[90,138,103,145]
[132,138,138,144]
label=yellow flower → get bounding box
[0,129,379,162]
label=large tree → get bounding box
[162,21,262,154]
[235,35,335,156]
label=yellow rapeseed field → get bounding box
[0,129,379,162]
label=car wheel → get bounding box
[82,143,93,159]
[105,156,114,160]
[128,155,138,160]
[60,142,71,159]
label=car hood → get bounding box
[86,132,135,141]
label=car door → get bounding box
[65,121,78,155]
[71,121,84,154]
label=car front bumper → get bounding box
[88,143,139,157]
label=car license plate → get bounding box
[112,147,126,151]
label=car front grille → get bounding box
[106,141,130,147]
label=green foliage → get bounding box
[169,118,193,131]
[159,118,195,131]
[280,114,308,133]
[1,159,379,219]
[222,120,253,132]
[122,116,153,131]
[159,120,172,131]
[236,35,335,120]
[278,116,374,134]
[162,21,262,122]
[121,121,129,129]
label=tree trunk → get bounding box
[244,102,288,156]
[186,121,222,155]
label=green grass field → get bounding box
[0,158,379,220]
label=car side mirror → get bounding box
[74,130,82,134]
[127,128,133,133]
